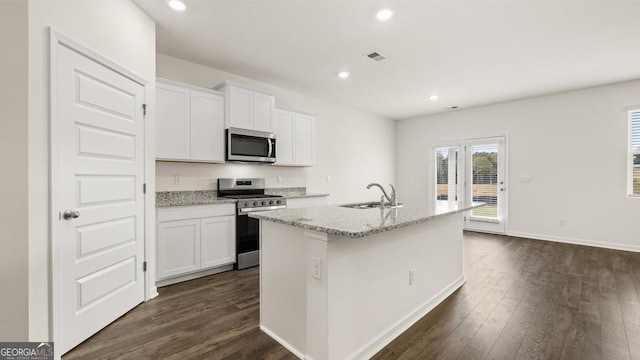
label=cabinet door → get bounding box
[294,114,315,166]
[190,90,225,162]
[157,219,201,279]
[274,109,295,165]
[252,92,275,132]
[201,215,236,269]
[229,86,253,129]
[156,83,190,159]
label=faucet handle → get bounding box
[389,184,397,205]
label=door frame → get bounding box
[49,29,155,359]
[463,135,509,234]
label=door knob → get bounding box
[63,210,80,220]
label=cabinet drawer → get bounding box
[157,203,236,222]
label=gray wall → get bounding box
[0,0,29,340]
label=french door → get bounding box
[464,137,507,234]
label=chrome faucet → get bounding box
[366,183,398,208]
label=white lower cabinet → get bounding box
[157,204,236,284]
[157,219,201,279]
[201,216,235,268]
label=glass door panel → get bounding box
[465,137,506,233]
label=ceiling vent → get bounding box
[366,51,387,62]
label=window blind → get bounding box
[435,147,458,203]
[630,110,640,196]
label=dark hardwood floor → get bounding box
[63,232,640,360]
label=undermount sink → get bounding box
[340,202,403,209]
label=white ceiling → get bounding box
[135,1,640,120]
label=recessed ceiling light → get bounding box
[429,95,439,100]
[338,71,350,79]
[376,9,393,21]
[168,0,186,11]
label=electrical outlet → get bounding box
[326,175,331,183]
[559,219,566,227]
[174,175,182,185]
[312,257,322,280]
[409,268,416,286]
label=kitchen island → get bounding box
[250,200,483,360]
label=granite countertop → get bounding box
[156,188,329,207]
[265,188,329,199]
[156,191,236,207]
[281,193,330,199]
[249,200,485,238]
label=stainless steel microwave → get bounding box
[226,128,277,163]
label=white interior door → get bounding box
[465,137,507,234]
[55,43,146,354]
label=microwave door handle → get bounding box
[268,139,273,158]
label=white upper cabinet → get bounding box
[253,92,275,132]
[190,90,224,161]
[156,82,190,160]
[215,81,275,132]
[228,86,252,129]
[274,108,315,167]
[156,79,225,163]
[294,113,315,166]
[274,109,295,165]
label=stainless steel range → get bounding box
[218,178,286,270]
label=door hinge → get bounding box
[143,261,147,272]
[143,183,147,194]
[142,104,147,116]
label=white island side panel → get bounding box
[327,212,464,359]
[259,212,465,360]
[259,221,309,357]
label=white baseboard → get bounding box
[155,264,234,287]
[348,275,466,360]
[260,325,306,359]
[508,231,640,253]
[149,286,159,300]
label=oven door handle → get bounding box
[239,205,286,215]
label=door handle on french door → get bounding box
[63,210,80,220]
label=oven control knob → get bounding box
[276,200,281,205]
[253,201,259,206]
[262,201,267,205]
[244,202,250,207]
[269,200,274,205]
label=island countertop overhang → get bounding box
[249,200,485,238]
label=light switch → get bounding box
[174,175,182,185]
[519,176,532,183]
[312,257,322,280]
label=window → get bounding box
[630,110,640,197]
[435,146,459,203]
